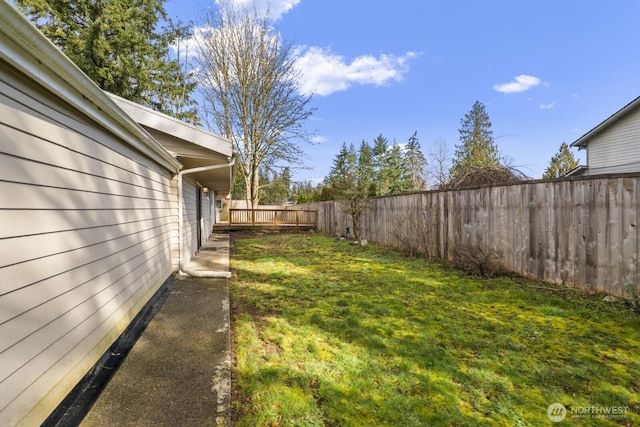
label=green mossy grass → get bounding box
[230,233,640,426]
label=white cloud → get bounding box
[493,74,542,94]
[310,135,328,143]
[171,0,296,59]
[171,26,210,59]
[294,47,418,96]
[539,102,556,110]
[215,0,300,21]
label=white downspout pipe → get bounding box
[178,158,235,278]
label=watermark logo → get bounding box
[547,403,632,422]
[547,403,567,422]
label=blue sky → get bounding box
[165,0,640,184]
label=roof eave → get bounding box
[570,95,640,149]
[107,93,233,158]
[0,2,182,173]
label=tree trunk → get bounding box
[250,165,260,209]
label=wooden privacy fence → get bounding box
[229,208,318,228]
[298,174,640,297]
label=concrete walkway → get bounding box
[79,235,231,427]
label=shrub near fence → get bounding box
[298,173,640,297]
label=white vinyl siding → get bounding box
[0,63,175,426]
[179,177,214,263]
[182,175,198,258]
[170,177,180,271]
[587,106,640,174]
[202,189,213,240]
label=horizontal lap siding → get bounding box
[202,191,213,243]
[588,107,640,174]
[182,176,197,258]
[179,177,214,260]
[170,177,180,271]
[0,69,175,425]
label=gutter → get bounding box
[0,2,182,173]
[178,158,235,278]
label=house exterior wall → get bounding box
[586,106,640,174]
[202,188,213,243]
[170,177,180,271]
[178,176,214,263]
[0,60,175,426]
[182,175,198,258]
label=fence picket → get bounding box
[300,174,640,297]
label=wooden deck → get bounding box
[213,208,318,232]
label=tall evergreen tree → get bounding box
[326,142,369,238]
[291,180,323,204]
[372,134,389,159]
[281,167,292,197]
[385,143,412,194]
[543,142,579,179]
[259,167,292,204]
[250,165,296,205]
[325,143,358,194]
[357,140,377,197]
[15,0,199,123]
[450,100,500,179]
[258,167,274,202]
[371,134,391,195]
[371,134,414,195]
[405,131,427,191]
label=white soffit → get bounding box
[108,94,233,159]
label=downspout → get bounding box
[178,158,235,278]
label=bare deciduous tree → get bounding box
[195,1,315,207]
[427,138,451,189]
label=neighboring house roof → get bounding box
[109,94,234,192]
[563,165,588,177]
[0,1,182,173]
[571,95,640,149]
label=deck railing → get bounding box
[229,208,318,228]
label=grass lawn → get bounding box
[230,232,640,426]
